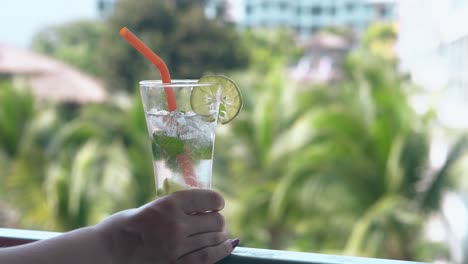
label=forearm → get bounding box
[0,226,112,264]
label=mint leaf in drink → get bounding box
[152,133,185,158]
[190,146,213,160]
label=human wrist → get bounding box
[95,211,142,264]
[83,225,115,264]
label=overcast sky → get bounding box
[0,0,100,49]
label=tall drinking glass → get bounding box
[139,80,221,196]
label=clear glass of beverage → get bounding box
[139,80,221,196]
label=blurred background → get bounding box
[1,0,468,262]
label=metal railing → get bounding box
[0,228,427,264]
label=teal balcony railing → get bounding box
[0,228,427,264]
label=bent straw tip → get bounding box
[119,27,129,37]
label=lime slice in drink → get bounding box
[192,75,242,124]
[162,178,189,195]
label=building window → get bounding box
[97,0,116,17]
[329,6,337,15]
[310,26,318,34]
[311,6,322,15]
[377,6,388,18]
[246,4,253,15]
[262,1,270,10]
[346,2,355,12]
[297,6,302,16]
[279,1,288,11]
[215,3,224,18]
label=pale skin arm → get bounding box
[0,226,112,264]
[0,189,238,264]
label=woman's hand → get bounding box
[96,189,236,264]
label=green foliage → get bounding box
[32,21,105,76]
[238,29,303,73]
[361,22,397,59]
[31,0,249,93]
[40,97,154,229]
[0,82,154,230]
[0,82,34,157]
[0,84,54,229]
[419,135,468,211]
[363,22,397,48]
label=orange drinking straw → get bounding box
[119,27,177,111]
[119,27,198,188]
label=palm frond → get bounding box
[419,135,468,211]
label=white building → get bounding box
[397,1,468,263]
[206,0,395,37]
[97,0,116,18]
[397,0,468,129]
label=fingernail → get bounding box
[230,238,240,248]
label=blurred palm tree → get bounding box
[0,82,47,229]
[215,47,468,261]
[214,65,342,250]
[41,103,134,229]
[338,51,468,260]
[1,84,155,230]
[43,95,155,230]
[0,82,34,158]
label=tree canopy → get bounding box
[99,0,249,92]
[32,21,105,77]
[32,0,249,93]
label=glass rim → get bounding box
[139,80,217,87]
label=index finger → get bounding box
[171,189,225,214]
